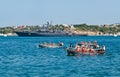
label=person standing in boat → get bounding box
[69,43,73,50]
[93,41,99,48]
[70,43,73,47]
[100,45,105,51]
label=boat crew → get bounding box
[76,46,80,52]
[100,45,105,51]
[70,43,73,47]
[93,41,99,48]
[81,47,86,52]
[89,48,95,53]
[69,43,73,49]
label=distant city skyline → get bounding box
[0,0,120,26]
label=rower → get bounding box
[81,47,86,52]
[89,48,95,53]
[76,46,80,52]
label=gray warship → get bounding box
[15,22,88,37]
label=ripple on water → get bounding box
[0,36,120,77]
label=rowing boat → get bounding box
[38,44,63,48]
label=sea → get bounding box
[0,36,120,77]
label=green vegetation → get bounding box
[74,24,120,34]
[0,27,14,34]
[0,24,120,35]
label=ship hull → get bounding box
[15,31,88,37]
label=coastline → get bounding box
[0,32,119,37]
[0,33,17,37]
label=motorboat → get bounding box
[66,41,105,56]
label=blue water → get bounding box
[0,36,120,77]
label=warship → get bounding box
[15,30,88,37]
[15,22,88,37]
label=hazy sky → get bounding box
[0,0,120,26]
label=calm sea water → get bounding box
[0,36,120,77]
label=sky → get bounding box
[0,0,120,26]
